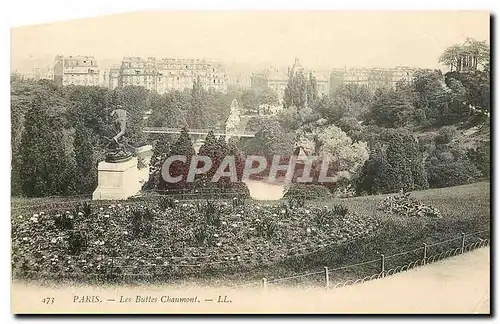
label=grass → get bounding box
[10,181,490,288]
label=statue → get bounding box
[105,105,133,163]
[225,99,241,134]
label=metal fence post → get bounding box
[324,267,330,289]
[262,277,267,291]
[423,243,427,265]
[461,232,466,254]
[380,254,385,278]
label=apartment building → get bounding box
[53,55,100,86]
[330,66,416,92]
[117,57,227,94]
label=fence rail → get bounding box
[231,231,490,290]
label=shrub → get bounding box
[67,230,88,255]
[426,145,481,188]
[54,213,74,230]
[130,206,155,238]
[158,197,176,210]
[435,125,458,145]
[468,141,490,178]
[332,204,349,218]
[357,129,429,195]
[199,200,222,227]
[283,184,331,200]
[377,191,441,218]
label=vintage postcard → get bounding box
[10,11,491,314]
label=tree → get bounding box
[366,87,415,128]
[145,134,174,191]
[187,77,209,128]
[356,128,428,194]
[295,124,369,187]
[439,38,489,72]
[19,92,77,197]
[167,127,195,189]
[244,119,295,157]
[284,69,308,109]
[240,89,260,114]
[425,143,481,188]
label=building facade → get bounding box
[250,59,329,103]
[53,55,100,86]
[117,57,228,94]
[329,66,415,92]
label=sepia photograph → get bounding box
[9,9,491,315]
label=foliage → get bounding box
[357,129,429,195]
[295,124,369,185]
[11,182,489,283]
[283,184,332,200]
[240,88,279,114]
[377,191,441,218]
[439,37,490,72]
[435,125,458,145]
[283,67,318,110]
[365,86,415,128]
[18,90,78,197]
[425,144,481,188]
[243,119,295,157]
[467,141,490,178]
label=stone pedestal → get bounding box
[92,157,141,200]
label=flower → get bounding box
[174,200,179,203]
[123,231,128,235]
[78,212,83,216]
[33,213,39,217]
[22,237,28,241]
[117,204,122,207]
[104,214,110,218]
[231,223,238,228]
[50,238,57,244]
[235,213,241,217]
[273,213,278,217]
[305,210,310,214]
[216,242,222,247]
[30,217,38,223]
[221,221,227,226]
[281,209,286,214]
[214,234,219,237]
[306,228,312,234]
[99,207,104,211]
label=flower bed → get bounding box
[11,198,380,281]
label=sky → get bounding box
[10,11,490,72]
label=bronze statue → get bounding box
[110,106,129,144]
[105,105,133,163]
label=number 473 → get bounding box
[42,297,54,305]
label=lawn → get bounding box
[10,181,490,288]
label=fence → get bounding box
[231,229,490,290]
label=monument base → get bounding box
[92,157,142,200]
